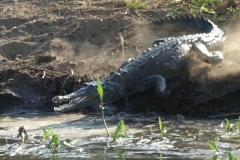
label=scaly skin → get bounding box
[52,15,226,112]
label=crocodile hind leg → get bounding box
[194,42,224,65]
[132,75,166,97]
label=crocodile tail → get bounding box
[218,24,228,35]
[152,14,214,33]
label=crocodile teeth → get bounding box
[53,96,88,111]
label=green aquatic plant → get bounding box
[209,141,238,160]
[50,155,59,160]
[159,153,163,160]
[114,149,126,160]
[181,135,186,141]
[97,78,110,137]
[224,118,231,132]
[209,126,238,160]
[211,155,217,160]
[208,140,219,152]
[113,118,127,142]
[42,127,60,150]
[158,116,163,130]
[97,78,128,140]
[214,136,219,141]
[158,117,167,139]
[223,118,240,133]
[227,151,238,160]
[42,127,71,153]
[42,127,53,139]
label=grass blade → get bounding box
[113,119,124,142]
[158,117,162,130]
[42,126,47,134]
[227,151,238,160]
[224,118,231,132]
[47,138,53,149]
[121,118,127,137]
[159,153,163,160]
[208,141,219,152]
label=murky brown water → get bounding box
[0,112,240,160]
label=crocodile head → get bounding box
[52,80,122,112]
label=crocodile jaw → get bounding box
[52,93,99,112]
[53,96,85,112]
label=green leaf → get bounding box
[211,155,217,160]
[181,135,186,141]
[227,151,238,160]
[158,117,162,130]
[52,147,59,154]
[52,134,60,147]
[162,126,167,135]
[121,118,127,137]
[47,138,53,149]
[42,127,53,139]
[214,136,219,141]
[224,118,231,132]
[42,126,47,134]
[208,141,219,152]
[97,78,103,102]
[65,138,71,143]
[228,151,234,159]
[231,121,240,131]
[113,119,124,142]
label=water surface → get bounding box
[0,112,239,159]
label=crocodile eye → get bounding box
[82,81,97,87]
[88,85,95,89]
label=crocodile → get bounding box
[52,15,227,112]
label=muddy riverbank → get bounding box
[0,0,240,116]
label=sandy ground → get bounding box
[0,0,240,116]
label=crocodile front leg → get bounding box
[194,42,224,64]
[132,75,166,97]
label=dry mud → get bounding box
[0,0,240,117]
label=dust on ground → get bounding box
[0,0,240,116]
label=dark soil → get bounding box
[0,0,240,117]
